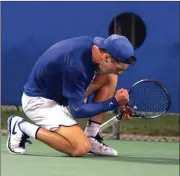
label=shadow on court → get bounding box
[83,154,179,165]
[10,152,178,165]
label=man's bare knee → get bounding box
[56,125,91,157]
[70,140,91,157]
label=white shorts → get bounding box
[21,93,77,131]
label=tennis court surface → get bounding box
[1,136,179,176]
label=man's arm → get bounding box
[62,67,120,118]
[85,73,118,123]
[69,97,119,118]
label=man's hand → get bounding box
[119,106,133,120]
[114,88,129,106]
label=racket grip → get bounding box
[99,112,123,132]
[116,112,124,120]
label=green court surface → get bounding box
[1,136,179,176]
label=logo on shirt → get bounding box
[72,105,79,111]
[109,102,114,107]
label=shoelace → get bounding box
[94,133,109,151]
[91,133,107,150]
[19,134,32,149]
[89,133,109,153]
[95,133,107,146]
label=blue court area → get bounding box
[1,136,179,176]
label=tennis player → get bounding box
[7,34,136,157]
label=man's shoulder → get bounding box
[70,36,94,41]
[63,36,94,45]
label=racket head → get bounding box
[128,79,171,119]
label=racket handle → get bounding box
[99,112,124,132]
[116,112,124,120]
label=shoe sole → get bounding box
[7,116,22,154]
[89,151,118,156]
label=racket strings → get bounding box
[129,82,169,116]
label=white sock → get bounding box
[84,120,101,137]
[19,121,40,139]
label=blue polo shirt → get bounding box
[24,36,118,118]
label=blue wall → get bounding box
[2,2,179,112]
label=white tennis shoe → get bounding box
[7,116,30,154]
[88,133,118,156]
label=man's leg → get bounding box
[85,73,118,136]
[34,126,90,156]
[38,126,90,156]
[84,74,118,156]
[7,116,90,157]
[7,94,91,157]
[91,73,118,122]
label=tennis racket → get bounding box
[100,79,171,132]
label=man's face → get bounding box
[111,58,130,74]
[99,53,129,74]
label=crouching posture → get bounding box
[7,34,136,157]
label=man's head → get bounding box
[92,34,136,74]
